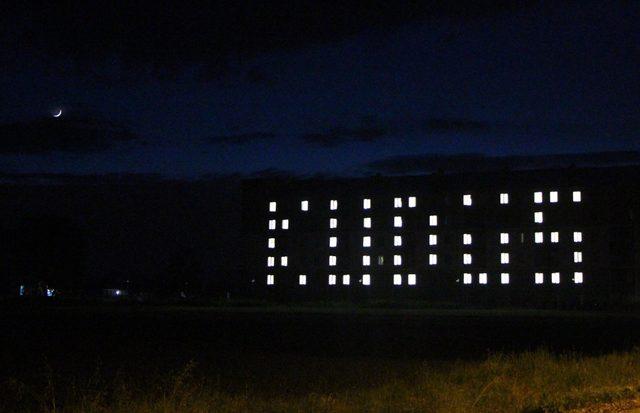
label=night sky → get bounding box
[1,1,639,178]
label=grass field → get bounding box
[1,302,640,412]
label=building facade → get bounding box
[242,166,640,306]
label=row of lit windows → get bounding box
[266,273,417,286]
[462,271,583,285]
[269,197,419,213]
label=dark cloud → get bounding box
[363,151,640,175]
[423,118,491,134]
[301,125,389,147]
[0,117,139,154]
[0,172,167,186]
[208,132,277,145]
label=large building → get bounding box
[241,166,640,306]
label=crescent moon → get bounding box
[53,109,62,118]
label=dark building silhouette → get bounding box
[242,166,640,306]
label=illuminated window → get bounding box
[463,233,472,245]
[281,219,289,229]
[377,256,384,265]
[408,273,416,285]
[535,232,544,243]
[463,194,472,206]
[268,219,276,230]
[551,232,559,243]
[329,255,337,266]
[393,273,402,285]
[342,274,350,285]
[394,255,402,266]
[330,218,338,229]
[408,196,417,208]
[500,193,509,204]
[463,253,472,265]
[535,272,544,284]
[429,215,438,226]
[362,274,371,285]
[363,217,371,228]
[574,272,583,284]
[463,273,472,284]
[500,253,509,264]
[479,273,487,284]
[329,237,337,248]
[267,256,275,267]
[394,197,403,208]
[534,192,543,203]
[551,272,560,284]
[429,234,438,246]
[362,236,371,247]
[299,274,307,285]
[330,199,338,210]
[301,200,309,211]
[394,235,402,247]
[574,251,582,263]
[269,201,277,212]
[268,238,275,249]
[280,256,288,266]
[429,254,437,265]
[573,191,582,202]
[573,231,582,243]
[267,274,275,285]
[328,274,336,285]
[549,191,558,203]
[501,273,510,284]
[362,255,371,266]
[534,211,543,223]
[363,198,371,209]
[394,216,403,227]
[500,233,509,244]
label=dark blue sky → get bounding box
[1,1,638,178]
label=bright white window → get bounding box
[362,274,371,285]
[393,273,402,285]
[463,233,472,245]
[573,191,582,202]
[429,215,438,226]
[363,217,371,228]
[534,212,543,223]
[394,216,403,227]
[268,238,275,249]
[280,256,288,266]
[574,251,582,263]
[463,253,472,265]
[551,232,559,243]
[534,192,543,203]
[329,255,337,266]
[429,254,437,265]
[408,273,416,285]
[394,255,402,266]
[299,274,307,285]
[281,219,289,229]
[362,236,371,247]
[552,272,560,284]
[535,272,544,284]
[500,193,509,204]
[328,274,336,285]
[463,273,472,284]
[268,219,276,230]
[342,274,350,285]
[501,253,509,264]
[535,232,544,243]
[479,273,487,284]
[330,199,338,210]
[267,274,275,285]
[269,201,277,212]
[573,231,582,243]
[329,237,337,248]
[501,273,510,284]
[363,198,371,209]
[463,194,472,206]
[394,235,402,247]
[500,233,509,244]
[429,234,438,246]
[301,200,309,211]
[574,272,583,284]
[408,196,417,208]
[362,255,371,266]
[549,191,558,203]
[394,197,403,208]
[267,256,275,267]
[330,218,337,229]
